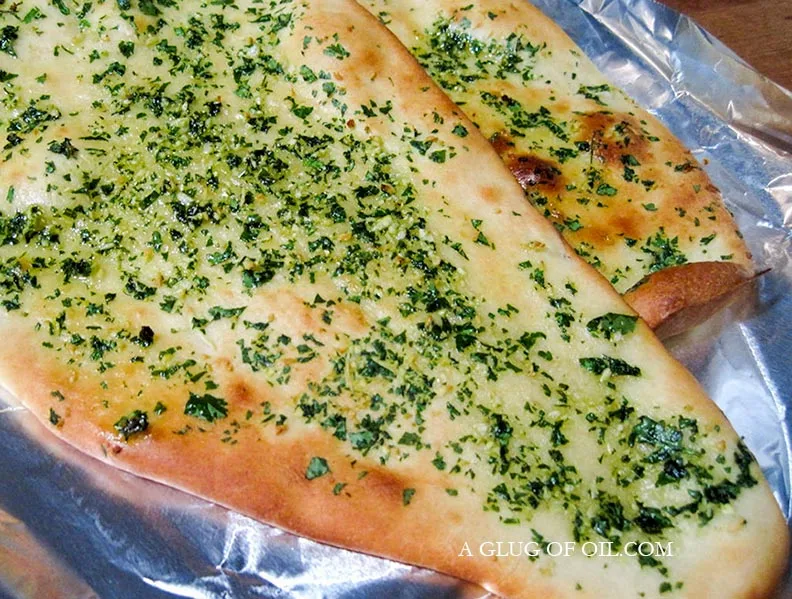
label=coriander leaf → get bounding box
[48,138,79,159]
[184,392,228,422]
[305,456,330,480]
[324,43,349,60]
[579,355,641,377]
[118,41,135,57]
[633,504,672,534]
[596,182,617,196]
[0,26,19,58]
[586,313,638,340]
[139,0,160,16]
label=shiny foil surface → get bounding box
[1,0,791,597]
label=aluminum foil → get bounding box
[1,0,791,596]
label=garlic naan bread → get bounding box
[361,0,754,333]
[0,0,786,597]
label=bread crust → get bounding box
[1,317,788,599]
[361,0,754,332]
[0,0,787,598]
[623,262,755,337]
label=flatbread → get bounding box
[360,0,754,332]
[0,0,786,598]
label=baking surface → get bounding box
[659,0,792,91]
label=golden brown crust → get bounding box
[623,262,755,335]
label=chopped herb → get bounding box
[642,230,687,273]
[474,231,492,247]
[306,456,330,480]
[577,84,610,105]
[49,138,80,159]
[61,258,92,283]
[208,306,246,320]
[139,0,161,16]
[0,26,19,57]
[429,149,447,163]
[159,296,177,313]
[580,356,641,377]
[290,102,313,120]
[114,410,149,440]
[125,277,157,300]
[634,504,672,534]
[596,183,617,196]
[324,43,350,60]
[51,0,71,15]
[118,41,135,57]
[629,416,682,462]
[184,392,228,422]
[586,313,638,340]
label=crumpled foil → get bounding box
[1,0,791,596]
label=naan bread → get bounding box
[361,0,754,333]
[0,0,786,597]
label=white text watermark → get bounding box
[459,540,674,558]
